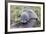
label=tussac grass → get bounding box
[10,5,41,27]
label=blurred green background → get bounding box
[10,5,41,27]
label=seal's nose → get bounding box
[21,20,27,23]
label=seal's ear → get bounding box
[36,18,39,22]
[36,18,40,25]
[36,18,38,20]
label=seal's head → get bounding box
[21,12,29,23]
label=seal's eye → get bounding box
[18,15,21,17]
